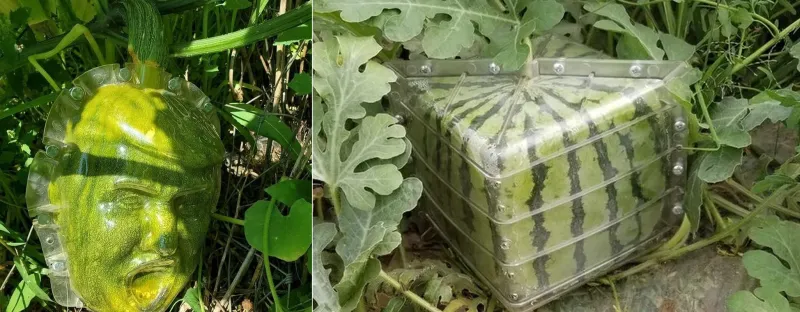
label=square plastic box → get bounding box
[383,35,690,311]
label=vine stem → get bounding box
[608,185,795,281]
[379,270,443,312]
[691,0,779,35]
[211,212,245,226]
[726,179,800,219]
[731,17,800,75]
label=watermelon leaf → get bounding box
[314,0,564,70]
[583,3,664,60]
[791,42,800,73]
[311,35,406,210]
[727,288,791,312]
[312,223,342,312]
[334,179,422,311]
[698,146,743,183]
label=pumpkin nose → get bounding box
[146,202,177,256]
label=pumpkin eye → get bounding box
[115,192,144,208]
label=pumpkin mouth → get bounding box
[126,258,175,310]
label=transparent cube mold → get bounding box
[383,36,690,311]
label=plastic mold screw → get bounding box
[553,62,565,75]
[168,77,181,92]
[68,87,85,101]
[51,260,66,272]
[420,65,431,74]
[489,62,501,74]
[393,114,405,125]
[674,120,687,132]
[672,203,684,215]
[672,163,685,175]
[118,68,131,82]
[629,64,643,77]
[45,145,60,158]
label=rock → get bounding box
[538,247,753,312]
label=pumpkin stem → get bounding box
[113,0,166,88]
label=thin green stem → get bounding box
[379,270,442,312]
[682,86,721,152]
[212,213,245,226]
[692,0,779,35]
[726,179,800,219]
[611,186,794,281]
[704,191,726,228]
[263,198,284,312]
[732,17,800,74]
[0,93,57,120]
[28,24,105,91]
[710,193,750,217]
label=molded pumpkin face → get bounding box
[44,81,224,311]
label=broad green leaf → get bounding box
[5,280,34,312]
[289,73,312,95]
[712,97,751,148]
[217,106,256,147]
[266,178,313,207]
[752,174,798,194]
[70,0,95,23]
[659,32,695,61]
[244,199,312,261]
[383,297,407,312]
[728,288,791,312]
[717,7,735,38]
[316,0,563,69]
[583,2,664,60]
[227,104,303,159]
[685,153,707,233]
[334,179,423,310]
[312,36,405,210]
[312,223,341,312]
[698,146,742,183]
[731,8,754,29]
[742,98,793,131]
[791,42,800,73]
[182,285,203,312]
[746,219,800,296]
[489,0,565,69]
[275,24,311,45]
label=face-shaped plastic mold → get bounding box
[26,63,224,311]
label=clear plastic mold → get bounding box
[26,63,224,311]
[384,35,689,311]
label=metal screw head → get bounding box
[553,62,565,74]
[672,163,685,175]
[497,204,506,212]
[511,293,519,300]
[45,145,59,158]
[168,77,181,92]
[202,100,214,113]
[68,87,84,101]
[51,260,65,272]
[504,270,515,278]
[672,203,684,215]
[500,238,511,250]
[674,120,687,132]
[393,114,405,125]
[118,68,131,81]
[629,65,643,77]
[489,62,501,74]
[420,65,431,74]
